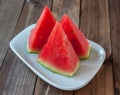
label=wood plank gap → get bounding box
[75,0,113,94]
[25,3,34,27]
[50,0,54,11]
[0,48,9,71]
[32,76,38,95]
[109,55,116,95]
[0,0,24,70]
[0,0,26,71]
[0,0,26,68]
[45,85,50,95]
[108,0,115,94]
[109,0,120,94]
[16,0,26,27]
[27,1,54,95]
[79,0,82,28]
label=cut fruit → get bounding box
[27,6,56,53]
[37,22,80,76]
[61,14,91,59]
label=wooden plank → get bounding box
[75,60,114,95]
[22,1,54,95]
[0,50,15,95]
[0,0,53,95]
[45,0,80,94]
[52,0,80,26]
[34,78,73,95]
[75,0,114,94]
[0,0,25,68]
[80,0,111,59]
[13,0,52,35]
[45,86,73,95]
[109,0,120,95]
[19,0,53,95]
[0,50,36,95]
[34,78,50,95]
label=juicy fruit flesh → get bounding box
[27,6,56,53]
[61,14,90,59]
[37,22,80,76]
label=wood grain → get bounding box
[52,0,80,26]
[46,86,73,95]
[75,60,114,95]
[18,1,53,95]
[0,50,36,95]
[75,0,114,94]
[34,77,50,95]
[0,50,15,95]
[0,0,53,95]
[80,0,111,59]
[0,0,25,68]
[109,0,120,94]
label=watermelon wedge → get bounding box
[61,14,91,59]
[37,22,80,76]
[27,6,56,53]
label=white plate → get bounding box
[9,24,106,91]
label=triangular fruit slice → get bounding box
[27,6,56,53]
[61,14,91,59]
[37,22,80,76]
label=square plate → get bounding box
[10,24,106,91]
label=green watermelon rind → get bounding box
[27,40,40,54]
[79,44,92,60]
[37,58,80,77]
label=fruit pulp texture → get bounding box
[37,22,79,76]
[61,14,90,58]
[28,6,56,53]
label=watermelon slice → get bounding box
[27,6,56,53]
[37,22,80,76]
[61,14,91,59]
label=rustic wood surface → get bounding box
[109,0,120,95]
[0,0,119,95]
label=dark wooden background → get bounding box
[0,0,120,95]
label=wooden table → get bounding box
[0,0,120,95]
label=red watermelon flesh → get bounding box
[37,22,80,76]
[27,6,56,53]
[61,14,91,59]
